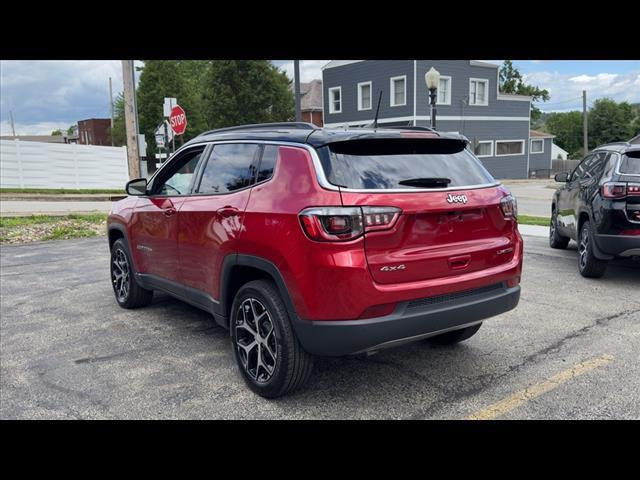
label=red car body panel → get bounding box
[177,189,252,296]
[109,135,523,351]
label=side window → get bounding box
[583,152,607,179]
[257,145,278,183]
[153,147,205,196]
[571,154,593,181]
[197,143,260,194]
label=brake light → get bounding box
[500,194,517,219]
[601,182,627,199]
[299,206,401,242]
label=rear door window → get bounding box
[318,139,495,190]
[196,143,260,194]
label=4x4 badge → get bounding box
[447,194,468,204]
[380,264,406,272]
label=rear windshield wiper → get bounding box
[398,177,451,188]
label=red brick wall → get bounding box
[78,119,111,146]
[302,111,323,127]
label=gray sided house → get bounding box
[322,60,553,179]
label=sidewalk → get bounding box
[0,193,125,202]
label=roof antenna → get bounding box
[372,90,383,130]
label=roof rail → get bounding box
[383,126,435,132]
[198,122,317,137]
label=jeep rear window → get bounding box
[318,139,495,189]
[619,151,640,174]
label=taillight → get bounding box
[362,206,401,232]
[601,182,640,199]
[299,206,401,242]
[601,182,627,199]
[500,194,517,219]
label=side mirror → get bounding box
[126,178,148,196]
[554,172,569,183]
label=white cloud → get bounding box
[524,70,640,111]
[276,60,330,83]
[0,120,69,136]
[0,60,143,135]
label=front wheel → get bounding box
[549,209,570,249]
[110,238,154,308]
[230,280,314,398]
[427,323,482,345]
[578,221,608,278]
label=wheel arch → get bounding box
[219,255,298,329]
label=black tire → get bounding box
[110,238,154,308]
[427,323,482,345]
[230,279,314,398]
[549,208,570,249]
[578,220,608,278]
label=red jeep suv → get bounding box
[108,123,523,397]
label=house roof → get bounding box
[530,130,555,139]
[299,80,323,111]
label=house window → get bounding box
[469,78,489,106]
[358,82,372,111]
[496,140,525,156]
[390,76,406,107]
[438,76,451,105]
[531,139,544,154]
[474,141,493,157]
[328,87,342,114]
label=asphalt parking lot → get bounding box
[1,234,638,419]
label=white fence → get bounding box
[0,139,129,189]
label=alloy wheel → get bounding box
[579,226,589,271]
[112,248,130,302]
[550,211,557,239]
[235,298,278,383]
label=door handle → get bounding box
[217,206,240,218]
[163,207,177,217]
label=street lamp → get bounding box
[425,67,441,129]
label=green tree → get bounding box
[588,98,635,148]
[202,60,294,129]
[630,114,640,138]
[544,111,583,159]
[499,60,550,124]
[51,129,63,136]
[110,93,126,147]
[135,60,208,156]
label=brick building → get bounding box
[77,118,111,146]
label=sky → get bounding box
[1,60,639,135]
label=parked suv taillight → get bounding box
[299,206,401,242]
[601,182,640,199]
[500,194,518,219]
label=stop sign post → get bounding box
[169,105,187,136]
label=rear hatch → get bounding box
[317,137,518,285]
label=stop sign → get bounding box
[169,105,188,135]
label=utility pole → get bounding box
[582,90,588,157]
[109,76,114,146]
[294,60,302,122]
[122,60,140,179]
[9,110,16,137]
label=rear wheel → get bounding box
[110,238,154,308]
[231,280,314,398]
[578,221,607,278]
[428,323,482,345]
[549,208,570,249]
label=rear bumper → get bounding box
[292,283,520,356]
[594,234,640,258]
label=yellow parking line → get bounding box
[466,354,614,420]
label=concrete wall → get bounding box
[0,139,129,189]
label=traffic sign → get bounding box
[169,105,187,135]
[154,120,173,147]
